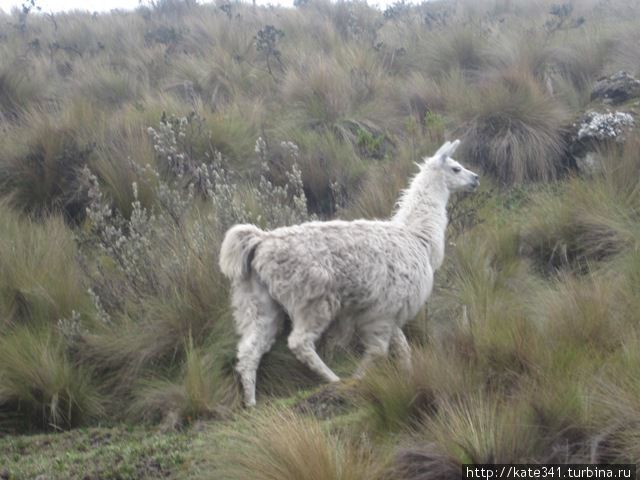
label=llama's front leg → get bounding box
[390,326,412,372]
[353,324,393,379]
[288,327,340,383]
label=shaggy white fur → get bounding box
[219,139,479,406]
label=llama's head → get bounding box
[425,139,479,193]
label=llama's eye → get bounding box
[452,166,461,173]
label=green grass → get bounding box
[0,426,190,480]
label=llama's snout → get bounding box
[472,174,480,188]
[465,172,480,191]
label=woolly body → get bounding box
[219,140,479,406]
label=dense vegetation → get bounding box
[0,0,639,477]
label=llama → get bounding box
[219,139,479,406]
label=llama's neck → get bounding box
[392,168,449,271]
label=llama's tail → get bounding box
[219,224,265,280]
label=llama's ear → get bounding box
[447,139,461,156]
[434,140,452,164]
[434,141,452,159]
[436,139,461,164]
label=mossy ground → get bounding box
[0,426,190,479]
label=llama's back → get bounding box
[250,219,435,325]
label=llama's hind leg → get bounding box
[236,327,278,407]
[287,301,340,383]
[353,323,393,379]
[233,280,283,407]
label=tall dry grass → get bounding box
[214,408,387,480]
[0,0,639,445]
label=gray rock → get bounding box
[577,111,635,142]
[567,110,635,173]
[591,71,640,105]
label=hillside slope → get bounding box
[0,0,639,478]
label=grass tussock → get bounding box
[521,135,640,273]
[0,60,51,117]
[538,273,626,353]
[390,394,543,480]
[282,56,358,129]
[423,26,488,79]
[75,61,145,109]
[0,202,89,326]
[347,143,418,219]
[216,408,386,480]
[0,327,103,431]
[358,346,480,435]
[457,67,569,184]
[129,338,238,427]
[591,339,640,463]
[521,181,637,272]
[77,207,238,402]
[421,394,542,463]
[0,104,101,220]
[613,25,640,76]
